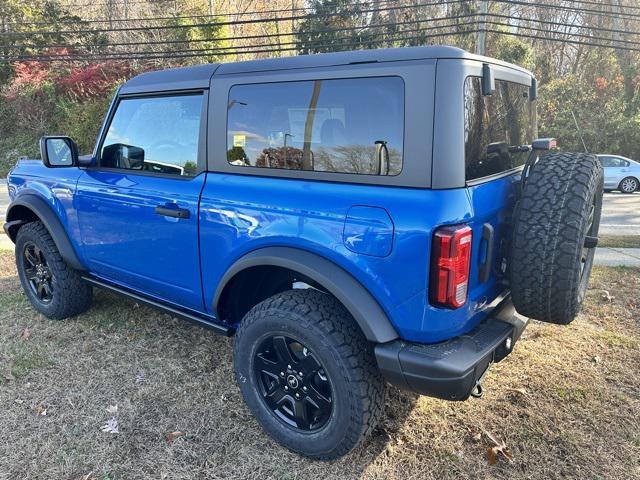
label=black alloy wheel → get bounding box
[233,289,384,459]
[15,221,93,319]
[22,241,54,304]
[254,334,332,431]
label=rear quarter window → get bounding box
[226,76,404,176]
[464,77,536,181]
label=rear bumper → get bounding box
[375,297,528,401]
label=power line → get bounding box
[491,12,640,38]
[0,23,480,62]
[12,0,640,32]
[9,15,640,64]
[0,12,481,50]
[0,0,472,34]
[484,26,640,52]
[4,0,398,26]
[485,20,640,48]
[493,0,640,21]
[5,10,639,54]
[563,0,640,13]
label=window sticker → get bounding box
[233,134,246,147]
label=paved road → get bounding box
[600,191,640,235]
[0,180,8,220]
[595,247,640,267]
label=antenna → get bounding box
[571,111,588,153]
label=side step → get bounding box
[81,276,235,336]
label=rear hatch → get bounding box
[463,73,537,320]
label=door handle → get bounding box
[155,205,190,219]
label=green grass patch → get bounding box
[0,291,26,309]
[598,235,640,248]
[11,352,55,378]
[595,330,640,349]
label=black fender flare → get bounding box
[213,246,399,343]
[5,194,85,271]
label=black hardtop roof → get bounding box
[119,45,533,94]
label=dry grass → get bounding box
[598,235,640,248]
[0,250,639,480]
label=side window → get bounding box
[100,94,203,176]
[226,77,404,176]
[464,76,536,181]
[599,156,614,167]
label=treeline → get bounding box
[1,0,640,176]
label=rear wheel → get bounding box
[233,289,384,459]
[510,152,603,325]
[619,176,638,193]
[15,221,93,319]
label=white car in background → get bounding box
[597,154,640,193]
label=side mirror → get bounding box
[39,136,78,167]
[102,143,145,170]
[78,154,96,167]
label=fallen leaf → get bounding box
[80,472,95,480]
[100,417,119,434]
[601,290,615,302]
[127,332,136,341]
[106,405,118,414]
[487,446,498,465]
[483,430,513,465]
[592,355,601,364]
[507,387,527,395]
[166,431,184,442]
[135,372,145,384]
[35,405,47,416]
[20,328,31,340]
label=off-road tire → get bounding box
[233,289,384,460]
[15,221,93,319]
[510,152,603,325]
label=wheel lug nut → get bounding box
[280,372,285,377]
[287,364,291,370]
[295,393,300,399]
[299,372,303,377]
[284,386,288,391]
[302,386,307,392]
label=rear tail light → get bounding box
[430,224,473,309]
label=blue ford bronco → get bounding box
[4,46,603,459]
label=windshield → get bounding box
[464,76,537,181]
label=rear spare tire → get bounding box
[510,152,603,325]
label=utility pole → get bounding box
[475,0,489,55]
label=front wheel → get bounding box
[15,221,93,319]
[619,176,639,194]
[233,289,384,460]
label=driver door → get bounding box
[75,91,208,311]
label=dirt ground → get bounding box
[0,249,638,480]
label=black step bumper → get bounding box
[375,297,528,401]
